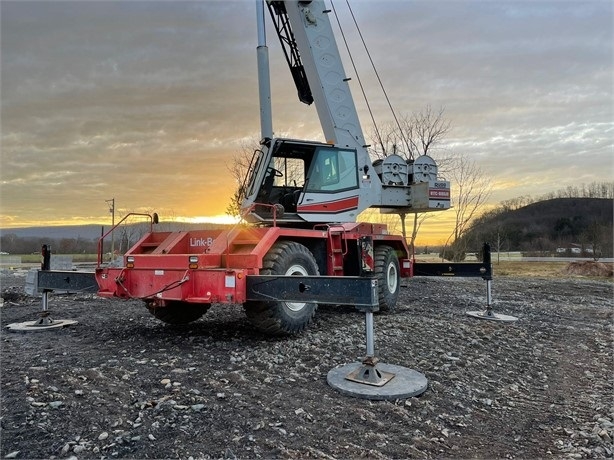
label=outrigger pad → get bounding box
[466,310,518,322]
[6,319,78,333]
[327,362,428,400]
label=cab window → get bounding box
[306,148,358,192]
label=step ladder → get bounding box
[327,226,347,276]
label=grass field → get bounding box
[492,261,570,278]
[413,259,575,278]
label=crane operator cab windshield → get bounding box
[241,138,360,225]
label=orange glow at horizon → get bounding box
[0,211,457,246]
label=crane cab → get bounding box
[241,138,368,225]
[241,137,452,226]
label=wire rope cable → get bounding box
[329,1,385,154]
[332,0,414,159]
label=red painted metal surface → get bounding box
[95,222,411,305]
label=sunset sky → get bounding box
[1,0,612,245]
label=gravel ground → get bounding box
[1,268,613,459]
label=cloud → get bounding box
[1,0,612,237]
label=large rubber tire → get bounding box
[374,245,400,312]
[147,301,210,325]
[244,241,319,335]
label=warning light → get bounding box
[189,256,198,269]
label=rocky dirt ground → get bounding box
[1,267,613,459]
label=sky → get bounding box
[1,0,612,245]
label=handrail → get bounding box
[97,213,156,267]
[240,202,280,227]
[314,223,349,256]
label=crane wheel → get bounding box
[244,241,319,335]
[374,245,400,312]
[147,301,210,325]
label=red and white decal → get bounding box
[429,189,450,199]
[298,196,359,213]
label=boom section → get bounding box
[268,0,366,152]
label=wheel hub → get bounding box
[284,264,310,312]
[386,263,398,293]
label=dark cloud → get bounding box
[1,0,611,231]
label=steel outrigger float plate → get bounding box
[466,310,518,322]
[6,319,78,332]
[327,362,428,400]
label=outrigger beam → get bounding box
[246,275,378,307]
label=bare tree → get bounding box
[581,221,612,261]
[370,105,450,160]
[442,153,493,261]
[114,208,162,254]
[226,141,259,218]
[403,105,451,161]
[490,229,508,264]
[226,134,303,218]
[367,105,450,248]
[361,208,403,237]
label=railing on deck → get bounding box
[97,213,158,267]
[240,202,281,227]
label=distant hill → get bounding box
[462,197,613,255]
[0,221,231,254]
[0,221,230,241]
[0,225,105,240]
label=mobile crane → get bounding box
[95,0,451,335]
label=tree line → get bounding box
[0,234,100,256]
[499,182,614,212]
[450,192,613,261]
[0,220,227,256]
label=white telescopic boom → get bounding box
[256,0,273,140]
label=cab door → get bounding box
[297,147,361,222]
